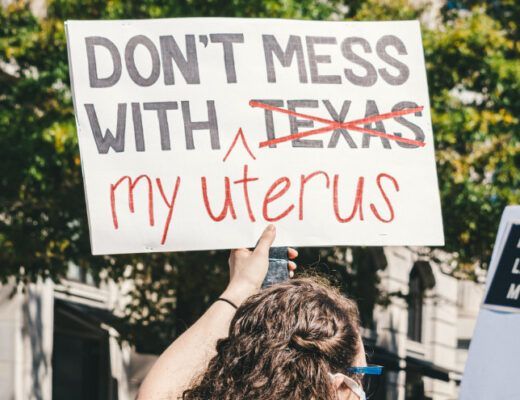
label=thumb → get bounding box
[254,225,276,256]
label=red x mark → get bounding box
[249,100,426,148]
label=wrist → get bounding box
[221,282,258,307]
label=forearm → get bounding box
[138,225,281,400]
[137,285,252,400]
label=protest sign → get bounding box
[483,223,520,312]
[460,206,520,399]
[65,18,444,255]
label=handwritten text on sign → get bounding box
[65,18,444,254]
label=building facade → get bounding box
[0,247,483,400]
[0,274,155,400]
[367,247,484,399]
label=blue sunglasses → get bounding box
[345,365,383,375]
[344,364,384,398]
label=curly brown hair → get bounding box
[182,278,361,400]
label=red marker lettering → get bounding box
[201,176,237,221]
[110,175,154,229]
[299,171,331,220]
[156,177,181,244]
[333,175,364,223]
[370,172,400,223]
[233,164,259,222]
[263,177,294,222]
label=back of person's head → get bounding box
[183,277,362,400]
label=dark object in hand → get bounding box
[261,247,289,288]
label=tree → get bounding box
[1,0,518,350]
[0,0,341,351]
[426,3,519,273]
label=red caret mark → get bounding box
[223,127,257,162]
[248,100,426,148]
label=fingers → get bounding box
[288,247,298,259]
[253,224,276,256]
[288,248,298,278]
[288,260,297,279]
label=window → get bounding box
[66,263,96,285]
[52,300,115,400]
[407,271,424,342]
[407,262,435,343]
[405,371,429,400]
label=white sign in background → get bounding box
[65,18,444,255]
[460,206,520,400]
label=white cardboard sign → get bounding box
[65,18,444,255]
[460,206,520,399]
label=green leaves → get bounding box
[353,0,424,21]
[424,6,519,270]
[0,0,343,348]
[1,0,518,347]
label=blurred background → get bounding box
[0,0,518,399]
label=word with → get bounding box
[84,100,219,154]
